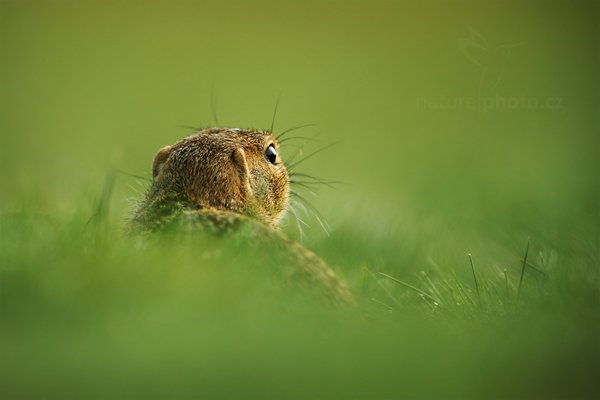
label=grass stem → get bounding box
[504,268,509,297]
[517,237,531,302]
[378,272,441,305]
[468,253,480,298]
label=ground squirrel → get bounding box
[130,127,353,305]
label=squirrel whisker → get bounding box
[275,123,318,141]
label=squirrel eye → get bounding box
[265,144,277,165]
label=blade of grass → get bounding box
[420,271,444,303]
[378,272,441,305]
[364,268,402,307]
[517,237,531,302]
[518,259,546,276]
[468,253,480,297]
[370,298,394,313]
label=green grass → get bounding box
[1,0,599,398]
[1,179,598,399]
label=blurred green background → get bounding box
[1,0,598,399]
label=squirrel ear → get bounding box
[231,147,252,194]
[152,145,173,180]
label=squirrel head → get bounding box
[150,128,289,227]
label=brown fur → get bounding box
[129,127,354,305]
[131,128,289,230]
